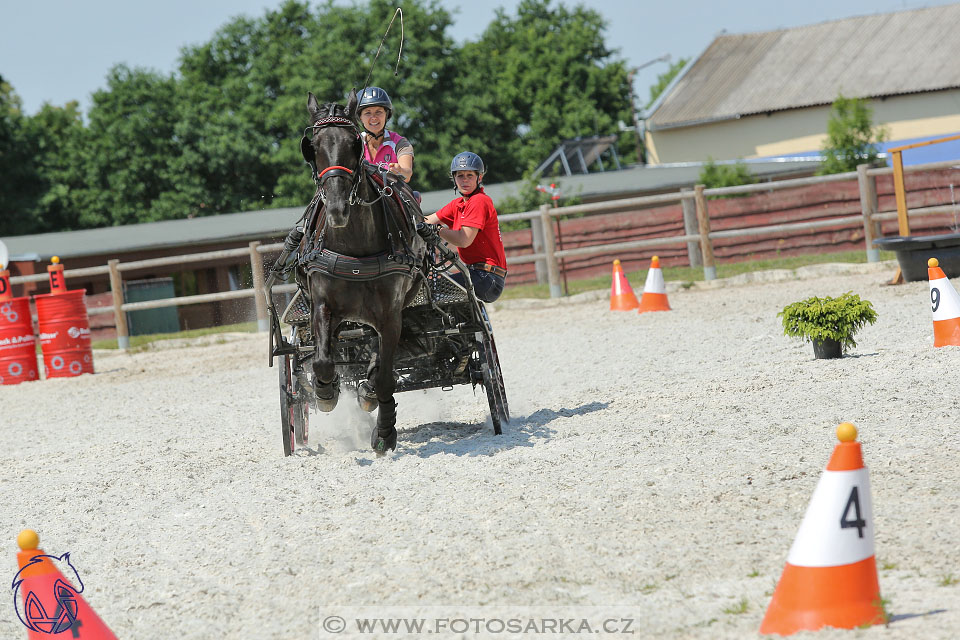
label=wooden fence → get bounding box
[501,159,960,294]
[10,158,959,348]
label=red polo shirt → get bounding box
[434,187,507,270]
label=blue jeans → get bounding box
[452,268,505,303]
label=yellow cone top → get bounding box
[836,422,858,443]
[650,256,660,268]
[51,256,60,265]
[613,259,621,266]
[929,257,939,267]
[17,529,39,551]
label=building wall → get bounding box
[645,89,960,164]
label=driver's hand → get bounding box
[416,222,441,241]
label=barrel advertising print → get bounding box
[0,298,39,385]
[34,289,94,378]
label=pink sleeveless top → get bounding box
[363,130,409,167]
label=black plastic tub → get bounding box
[873,233,960,281]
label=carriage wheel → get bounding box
[485,334,510,422]
[479,335,508,435]
[279,353,297,456]
[292,373,309,446]
[481,363,503,436]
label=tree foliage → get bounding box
[0,0,631,236]
[818,94,889,175]
[697,158,755,196]
[0,77,44,237]
[457,0,632,180]
[645,57,687,109]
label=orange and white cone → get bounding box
[609,259,639,311]
[928,257,960,347]
[13,530,118,639]
[637,256,671,313]
[760,423,885,635]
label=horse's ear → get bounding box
[345,88,358,121]
[307,91,321,122]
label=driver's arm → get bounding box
[422,214,479,247]
[387,155,413,182]
[437,225,478,248]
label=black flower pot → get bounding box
[812,338,843,359]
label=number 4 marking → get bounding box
[840,486,866,538]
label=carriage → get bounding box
[261,91,509,456]
[264,239,509,456]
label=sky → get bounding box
[1,0,958,117]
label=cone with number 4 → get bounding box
[637,256,671,313]
[760,423,885,635]
[609,259,639,311]
[928,257,960,347]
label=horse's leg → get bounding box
[370,316,401,454]
[311,301,340,412]
[357,349,379,412]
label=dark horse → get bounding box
[298,90,427,454]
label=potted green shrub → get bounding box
[778,292,878,359]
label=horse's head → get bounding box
[302,89,362,228]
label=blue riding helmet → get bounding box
[357,86,393,119]
[450,151,485,177]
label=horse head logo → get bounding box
[11,552,84,634]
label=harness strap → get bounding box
[318,165,354,180]
[300,247,417,281]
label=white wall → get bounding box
[645,89,960,164]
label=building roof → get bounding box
[1,158,821,262]
[647,4,960,131]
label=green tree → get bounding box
[0,77,44,236]
[698,158,755,196]
[177,0,460,201]
[818,94,888,175]
[456,0,632,182]
[21,101,89,232]
[77,65,181,226]
[3,0,638,232]
[645,58,688,109]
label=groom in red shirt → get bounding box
[422,151,507,302]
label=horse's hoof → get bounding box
[357,382,378,412]
[315,383,340,412]
[370,425,397,455]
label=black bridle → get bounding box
[302,114,366,206]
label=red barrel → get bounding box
[0,297,39,385]
[34,289,94,378]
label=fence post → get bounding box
[539,204,563,298]
[530,216,547,284]
[694,184,716,280]
[681,188,702,267]
[108,259,130,350]
[857,163,880,262]
[891,149,911,236]
[249,241,269,332]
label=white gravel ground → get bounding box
[1,260,958,639]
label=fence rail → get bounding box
[9,158,960,348]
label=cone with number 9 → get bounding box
[760,423,885,635]
[928,257,960,347]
